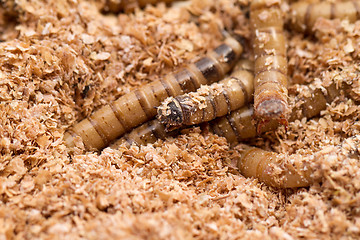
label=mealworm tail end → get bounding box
[157,98,184,131]
[255,98,288,119]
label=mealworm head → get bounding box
[157,98,184,131]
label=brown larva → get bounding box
[103,0,176,13]
[64,37,243,151]
[110,118,180,148]
[111,82,344,148]
[233,144,313,188]
[250,0,290,128]
[290,0,360,33]
[110,83,352,188]
[212,83,344,146]
[234,135,360,188]
[156,59,254,131]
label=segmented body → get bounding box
[234,135,360,188]
[64,37,243,150]
[212,83,342,146]
[112,82,343,147]
[157,59,254,130]
[110,119,179,148]
[250,0,289,125]
[234,144,313,188]
[110,82,351,188]
[290,0,360,33]
[289,83,341,121]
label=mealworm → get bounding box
[212,83,343,146]
[250,0,290,126]
[234,144,313,188]
[64,37,243,150]
[110,118,180,148]
[157,59,254,131]
[289,83,341,121]
[103,0,176,13]
[290,0,360,33]
[111,82,344,148]
[234,135,360,188]
[112,122,358,189]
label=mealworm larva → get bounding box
[290,0,360,33]
[250,0,290,126]
[64,37,243,151]
[111,82,344,148]
[211,83,343,146]
[111,122,358,189]
[110,118,180,148]
[234,144,313,188]
[103,0,176,13]
[156,59,254,130]
[235,135,360,188]
[289,83,341,121]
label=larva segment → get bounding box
[157,59,254,130]
[234,135,360,188]
[290,1,360,33]
[289,83,341,121]
[64,37,243,150]
[103,0,176,13]
[211,106,278,146]
[212,83,342,146]
[110,119,179,148]
[235,145,313,188]
[251,0,289,125]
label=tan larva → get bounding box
[111,124,356,189]
[234,144,313,188]
[157,59,254,130]
[63,37,243,151]
[110,118,180,148]
[234,135,360,188]
[111,82,344,148]
[212,83,343,146]
[250,0,289,127]
[103,0,176,13]
[290,0,360,33]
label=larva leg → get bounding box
[157,59,254,130]
[290,1,360,33]
[234,144,313,188]
[103,0,176,13]
[250,0,290,127]
[64,37,243,151]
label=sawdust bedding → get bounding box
[1,0,360,239]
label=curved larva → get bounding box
[250,0,290,124]
[103,0,176,13]
[234,135,359,188]
[157,59,254,130]
[290,0,360,33]
[64,37,243,150]
[111,82,343,149]
[234,144,313,188]
[211,83,342,146]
